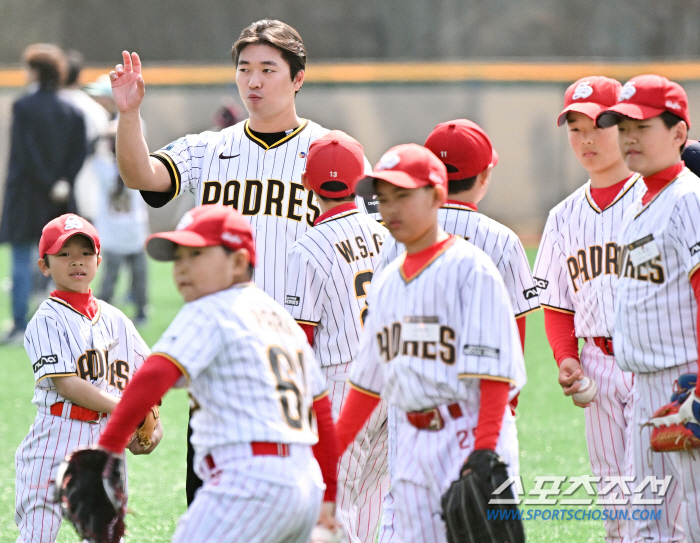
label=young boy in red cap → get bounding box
[335,144,526,543]
[597,74,700,541]
[93,205,339,543]
[532,76,661,542]
[285,131,390,542]
[15,213,160,543]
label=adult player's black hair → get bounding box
[682,140,700,177]
[231,20,306,82]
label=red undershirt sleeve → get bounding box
[474,379,510,451]
[98,355,183,453]
[544,308,579,366]
[298,323,315,347]
[311,395,338,502]
[335,387,381,455]
[691,271,700,396]
[516,316,526,352]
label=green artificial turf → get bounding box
[0,247,608,542]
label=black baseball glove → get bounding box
[441,449,525,543]
[54,448,127,543]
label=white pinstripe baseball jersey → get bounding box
[533,174,644,337]
[150,119,376,305]
[151,282,326,459]
[350,237,526,412]
[615,168,700,373]
[285,205,389,366]
[380,202,540,317]
[25,297,150,408]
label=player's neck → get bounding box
[448,191,481,207]
[588,161,633,189]
[316,199,355,217]
[404,224,449,254]
[247,110,302,134]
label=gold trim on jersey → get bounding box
[317,209,359,225]
[634,169,686,219]
[295,319,319,326]
[36,371,78,384]
[244,119,309,150]
[313,390,329,402]
[348,380,382,399]
[152,352,191,383]
[441,203,476,212]
[399,236,457,284]
[150,151,182,201]
[540,303,576,315]
[689,261,700,279]
[515,306,542,318]
[584,173,642,214]
[457,373,516,385]
[48,297,102,324]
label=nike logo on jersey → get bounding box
[219,153,240,160]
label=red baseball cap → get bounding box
[355,144,447,198]
[39,214,100,258]
[303,131,365,198]
[557,76,622,127]
[597,74,690,129]
[424,119,498,181]
[146,205,256,265]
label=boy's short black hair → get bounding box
[447,175,478,195]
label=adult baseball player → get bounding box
[532,76,663,543]
[285,131,389,542]
[375,120,538,542]
[109,19,374,502]
[15,214,153,543]
[335,144,525,543]
[96,205,339,543]
[597,74,700,542]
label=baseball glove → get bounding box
[441,449,524,543]
[649,401,700,452]
[135,405,159,448]
[54,448,127,543]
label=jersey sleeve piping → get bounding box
[515,306,542,318]
[144,152,180,207]
[348,380,382,398]
[295,319,320,326]
[36,371,77,385]
[541,303,576,315]
[457,373,516,386]
[151,351,190,383]
[313,390,329,402]
[689,261,700,279]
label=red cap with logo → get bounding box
[146,205,256,265]
[424,119,499,181]
[355,144,448,198]
[39,214,101,258]
[557,76,622,127]
[596,74,690,129]
[303,130,365,198]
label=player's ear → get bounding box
[434,184,447,207]
[97,255,102,267]
[293,69,304,92]
[301,172,312,192]
[231,248,252,276]
[672,121,688,150]
[478,164,494,187]
[38,258,50,277]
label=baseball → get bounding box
[572,376,598,404]
[310,526,344,543]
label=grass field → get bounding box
[0,247,608,542]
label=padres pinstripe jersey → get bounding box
[615,168,700,372]
[350,237,525,412]
[380,203,540,317]
[150,120,375,305]
[533,174,644,338]
[25,298,150,408]
[151,282,326,455]
[285,205,389,367]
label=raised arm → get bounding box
[110,51,171,192]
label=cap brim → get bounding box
[356,171,428,198]
[557,103,608,127]
[145,231,211,261]
[596,104,666,128]
[44,232,98,257]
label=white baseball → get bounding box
[572,376,598,404]
[310,526,344,543]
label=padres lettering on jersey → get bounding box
[151,120,376,305]
[25,298,150,408]
[151,282,326,456]
[380,202,540,317]
[285,206,389,366]
[533,175,644,338]
[615,169,700,372]
[350,238,525,413]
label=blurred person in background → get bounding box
[0,43,86,344]
[84,74,119,120]
[59,51,111,222]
